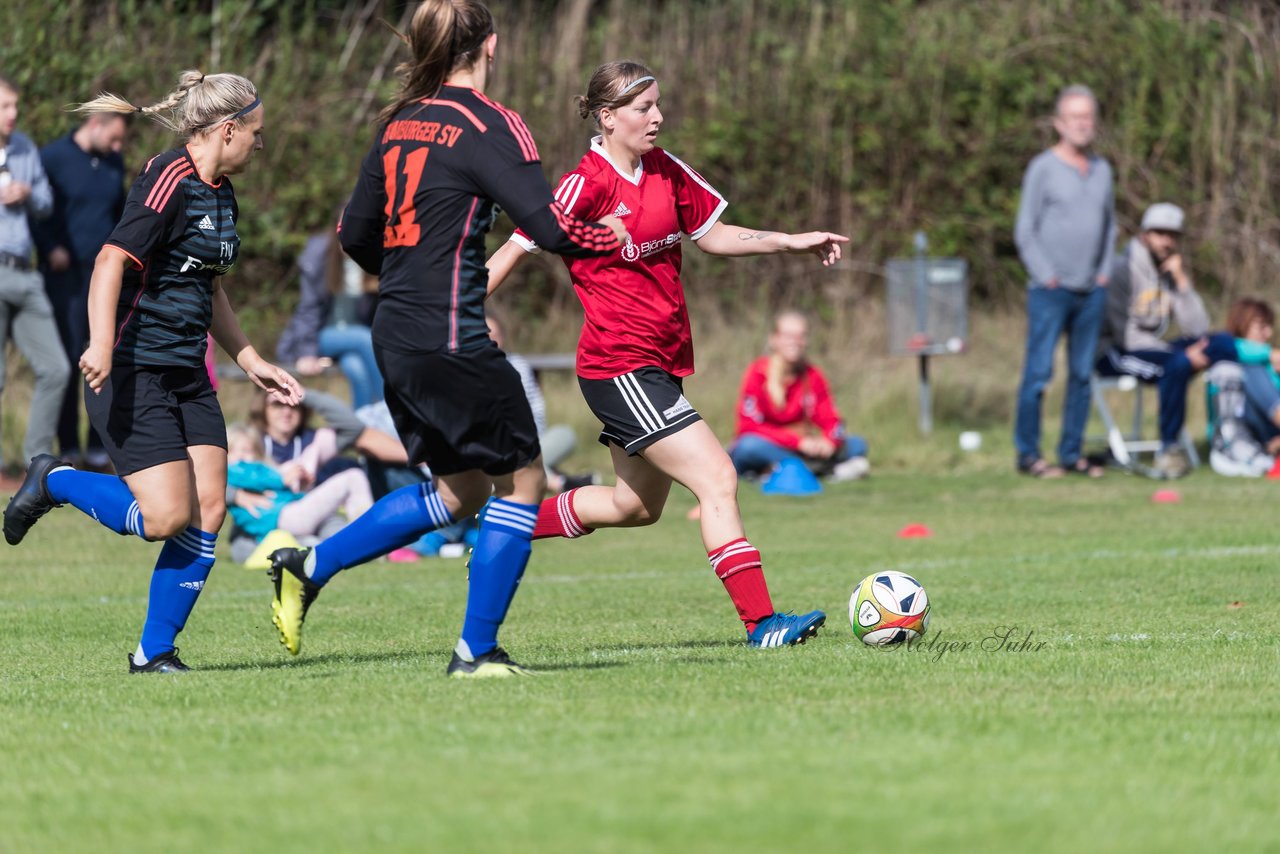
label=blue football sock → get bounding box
[46,468,147,538]
[136,528,217,662]
[308,482,454,586]
[458,499,537,659]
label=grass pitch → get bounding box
[2,471,1277,853]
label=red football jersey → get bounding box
[511,137,727,379]
[735,356,844,449]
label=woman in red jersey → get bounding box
[487,60,847,648]
[731,309,869,482]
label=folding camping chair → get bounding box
[1090,373,1199,471]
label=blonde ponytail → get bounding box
[75,69,258,139]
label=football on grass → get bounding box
[849,571,930,646]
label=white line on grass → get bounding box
[3,541,1278,609]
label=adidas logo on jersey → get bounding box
[197,215,215,231]
[611,202,632,218]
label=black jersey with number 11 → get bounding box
[339,85,619,356]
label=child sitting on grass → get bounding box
[226,424,373,548]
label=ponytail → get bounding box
[75,69,258,139]
[379,0,493,125]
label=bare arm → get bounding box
[210,280,303,405]
[487,213,626,301]
[354,427,410,465]
[80,246,131,393]
[486,240,532,299]
[693,221,848,266]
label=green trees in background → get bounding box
[5,0,1277,317]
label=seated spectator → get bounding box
[486,309,597,493]
[275,226,383,407]
[730,310,868,482]
[249,386,353,481]
[230,386,473,562]
[296,386,416,499]
[228,389,365,563]
[1207,298,1280,476]
[1095,202,1236,477]
[226,423,373,548]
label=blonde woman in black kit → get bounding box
[3,70,301,673]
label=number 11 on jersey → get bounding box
[383,146,429,248]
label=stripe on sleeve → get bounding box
[554,173,586,215]
[474,92,539,161]
[145,162,193,212]
[550,201,620,253]
[143,159,187,209]
[661,150,728,239]
[662,150,724,200]
[423,99,488,132]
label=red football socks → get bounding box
[533,488,594,540]
[708,538,774,631]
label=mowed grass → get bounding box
[1,471,1277,853]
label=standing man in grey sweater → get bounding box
[0,74,70,485]
[1013,84,1116,478]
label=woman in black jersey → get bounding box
[3,71,301,673]
[266,0,625,677]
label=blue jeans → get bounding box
[729,432,868,476]
[1241,364,1280,445]
[319,324,384,408]
[1154,333,1238,446]
[1096,333,1238,447]
[1014,285,1106,467]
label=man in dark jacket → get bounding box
[32,112,129,467]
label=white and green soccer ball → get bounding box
[849,570,930,646]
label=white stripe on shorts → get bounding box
[622,410,700,452]
[612,373,664,434]
[620,372,666,429]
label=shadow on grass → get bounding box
[534,660,628,672]
[199,649,424,672]
[590,639,740,653]
[137,639,742,676]
[528,639,741,672]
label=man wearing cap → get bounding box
[1096,201,1216,477]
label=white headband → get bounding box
[618,75,656,97]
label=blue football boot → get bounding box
[747,610,826,648]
